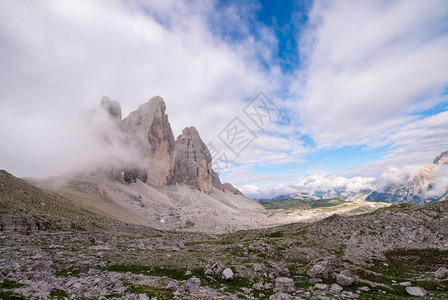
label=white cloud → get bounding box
[241,172,376,199]
[295,0,448,148]
[0,0,284,177]
[428,164,448,197]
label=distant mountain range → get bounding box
[367,151,448,205]
[261,151,448,205]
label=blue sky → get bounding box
[0,0,447,199]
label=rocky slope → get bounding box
[1,169,447,299]
[367,150,448,204]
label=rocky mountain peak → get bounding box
[174,126,216,193]
[100,96,122,121]
[434,151,448,165]
[122,96,175,187]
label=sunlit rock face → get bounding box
[122,96,176,187]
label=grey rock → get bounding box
[307,257,341,279]
[330,283,343,293]
[337,270,356,287]
[269,292,292,300]
[399,281,412,287]
[406,286,427,297]
[212,170,224,191]
[174,127,220,192]
[308,277,322,284]
[274,277,295,294]
[359,286,370,292]
[177,277,201,294]
[122,96,176,186]
[166,281,179,292]
[272,261,290,278]
[435,266,448,279]
[314,283,330,291]
[253,282,264,291]
[222,268,234,280]
[0,214,52,231]
[223,183,243,195]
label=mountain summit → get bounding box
[100,96,227,194]
[367,151,448,204]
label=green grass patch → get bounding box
[0,279,24,289]
[262,198,346,210]
[0,292,26,300]
[49,289,68,299]
[268,231,284,238]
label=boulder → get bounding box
[222,268,234,281]
[269,292,292,300]
[330,283,343,293]
[308,278,322,284]
[314,283,330,291]
[435,266,448,279]
[307,257,341,279]
[406,287,427,297]
[274,277,295,294]
[336,270,356,287]
[177,277,201,294]
[253,282,264,291]
[272,261,290,278]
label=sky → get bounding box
[0,0,447,199]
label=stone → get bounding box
[406,287,427,297]
[166,281,179,292]
[399,281,412,287]
[241,287,251,294]
[274,277,295,294]
[177,277,201,294]
[314,283,330,291]
[272,261,290,278]
[253,282,264,291]
[174,127,221,192]
[137,294,150,300]
[435,266,448,279]
[308,278,322,284]
[307,257,341,279]
[222,268,234,280]
[336,270,356,287]
[269,292,292,300]
[122,96,176,186]
[330,283,343,293]
[359,286,370,292]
